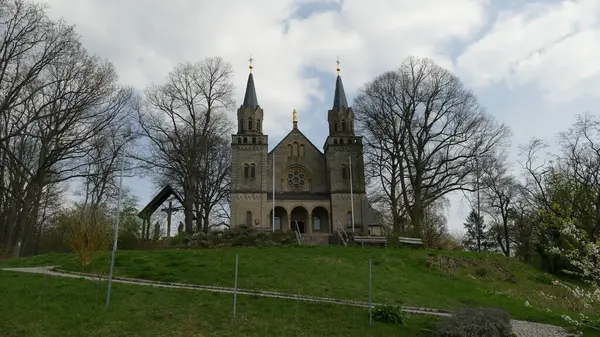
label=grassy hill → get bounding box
[1,246,593,329]
[0,271,441,336]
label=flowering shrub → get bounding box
[529,207,600,331]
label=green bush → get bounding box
[176,227,297,248]
[475,267,488,277]
[534,273,554,285]
[372,305,407,325]
[435,307,513,337]
[118,231,139,250]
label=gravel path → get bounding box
[1,266,574,336]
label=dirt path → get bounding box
[1,266,574,336]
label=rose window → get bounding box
[287,170,306,189]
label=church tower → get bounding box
[230,59,269,228]
[324,61,367,232]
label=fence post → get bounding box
[233,253,239,321]
[369,258,372,327]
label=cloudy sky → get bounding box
[38,0,599,232]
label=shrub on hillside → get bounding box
[177,227,297,248]
[372,305,407,325]
[434,307,513,337]
[534,273,554,285]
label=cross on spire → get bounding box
[249,55,254,72]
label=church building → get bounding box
[230,61,375,238]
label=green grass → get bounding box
[0,270,439,336]
[2,245,591,326]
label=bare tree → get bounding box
[80,93,139,211]
[137,57,234,234]
[355,56,511,236]
[508,188,536,263]
[195,130,231,232]
[0,1,135,257]
[421,197,450,248]
[0,0,78,143]
[480,155,519,256]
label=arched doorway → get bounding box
[290,206,308,233]
[311,207,329,233]
[269,207,288,231]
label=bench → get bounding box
[353,235,388,248]
[398,236,424,247]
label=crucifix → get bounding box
[249,55,254,72]
[160,201,178,237]
[336,57,340,75]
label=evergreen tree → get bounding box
[462,209,493,251]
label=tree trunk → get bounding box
[183,188,194,234]
[410,193,424,237]
[502,213,510,257]
[203,210,210,233]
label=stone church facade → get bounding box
[230,65,375,237]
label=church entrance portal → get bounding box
[290,206,308,234]
[293,221,305,233]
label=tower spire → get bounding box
[242,56,258,109]
[332,58,348,110]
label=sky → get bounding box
[37,0,600,232]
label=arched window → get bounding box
[243,164,250,178]
[252,137,256,144]
[257,119,261,132]
[313,216,321,231]
[239,120,243,132]
[334,121,338,132]
[250,164,256,178]
[243,137,248,144]
[246,211,252,227]
[333,139,338,145]
[248,118,253,130]
[341,120,346,132]
[341,165,349,179]
[237,138,241,144]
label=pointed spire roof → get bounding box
[332,59,348,110]
[243,73,258,109]
[332,74,348,110]
[243,57,258,109]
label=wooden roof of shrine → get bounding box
[137,185,185,221]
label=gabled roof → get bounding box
[269,127,324,156]
[137,185,184,220]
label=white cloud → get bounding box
[39,0,488,139]
[457,0,600,103]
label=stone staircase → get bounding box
[299,234,330,245]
